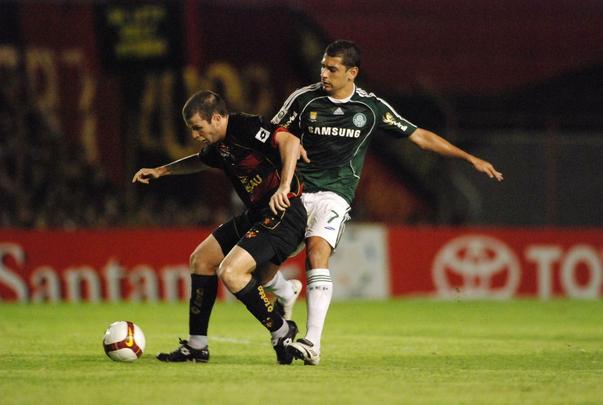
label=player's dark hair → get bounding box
[182,90,228,122]
[325,40,361,69]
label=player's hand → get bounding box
[471,158,504,182]
[132,167,163,184]
[299,145,311,163]
[269,185,291,214]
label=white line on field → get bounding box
[211,336,252,344]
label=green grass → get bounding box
[1,300,602,404]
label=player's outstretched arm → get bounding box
[132,167,168,184]
[409,128,503,182]
[132,154,208,184]
[269,131,301,214]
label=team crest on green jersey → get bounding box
[309,111,318,122]
[353,112,367,128]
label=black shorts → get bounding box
[212,197,307,266]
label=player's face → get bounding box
[320,55,358,98]
[186,113,225,146]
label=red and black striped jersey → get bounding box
[198,113,303,209]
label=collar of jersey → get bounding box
[327,84,355,104]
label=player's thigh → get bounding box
[256,261,281,285]
[235,224,279,270]
[190,234,225,275]
[238,198,307,267]
[218,246,258,292]
[212,212,253,255]
[302,191,351,250]
[219,246,256,276]
[192,213,252,275]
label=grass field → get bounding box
[1,299,602,404]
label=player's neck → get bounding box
[217,114,229,140]
[328,83,355,102]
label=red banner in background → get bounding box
[1,227,602,302]
[0,230,307,303]
[389,227,603,299]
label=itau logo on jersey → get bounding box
[432,235,521,298]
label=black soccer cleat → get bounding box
[156,338,209,363]
[272,320,298,365]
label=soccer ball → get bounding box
[103,321,146,362]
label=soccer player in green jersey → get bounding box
[270,40,503,365]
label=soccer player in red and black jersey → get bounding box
[132,90,306,364]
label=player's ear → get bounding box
[347,66,359,81]
[211,113,222,124]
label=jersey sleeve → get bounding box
[270,88,304,137]
[245,115,281,154]
[374,97,418,138]
[197,147,222,168]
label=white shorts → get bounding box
[301,190,351,249]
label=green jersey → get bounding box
[271,83,417,204]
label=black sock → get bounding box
[234,277,284,332]
[189,274,218,337]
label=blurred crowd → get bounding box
[0,72,230,229]
[0,121,122,229]
[0,131,229,229]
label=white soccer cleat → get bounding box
[277,279,302,321]
[287,338,320,365]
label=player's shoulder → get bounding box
[231,111,261,122]
[272,83,324,124]
[227,112,268,138]
[353,86,381,102]
[353,86,397,110]
[229,112,264,128]
[286,82,323,103]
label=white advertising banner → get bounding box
[328,224,390,299]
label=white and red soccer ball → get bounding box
[103,321,146,362]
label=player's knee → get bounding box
[189,251,203,274]
[217,260,237,286]
[190,250,216,275]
